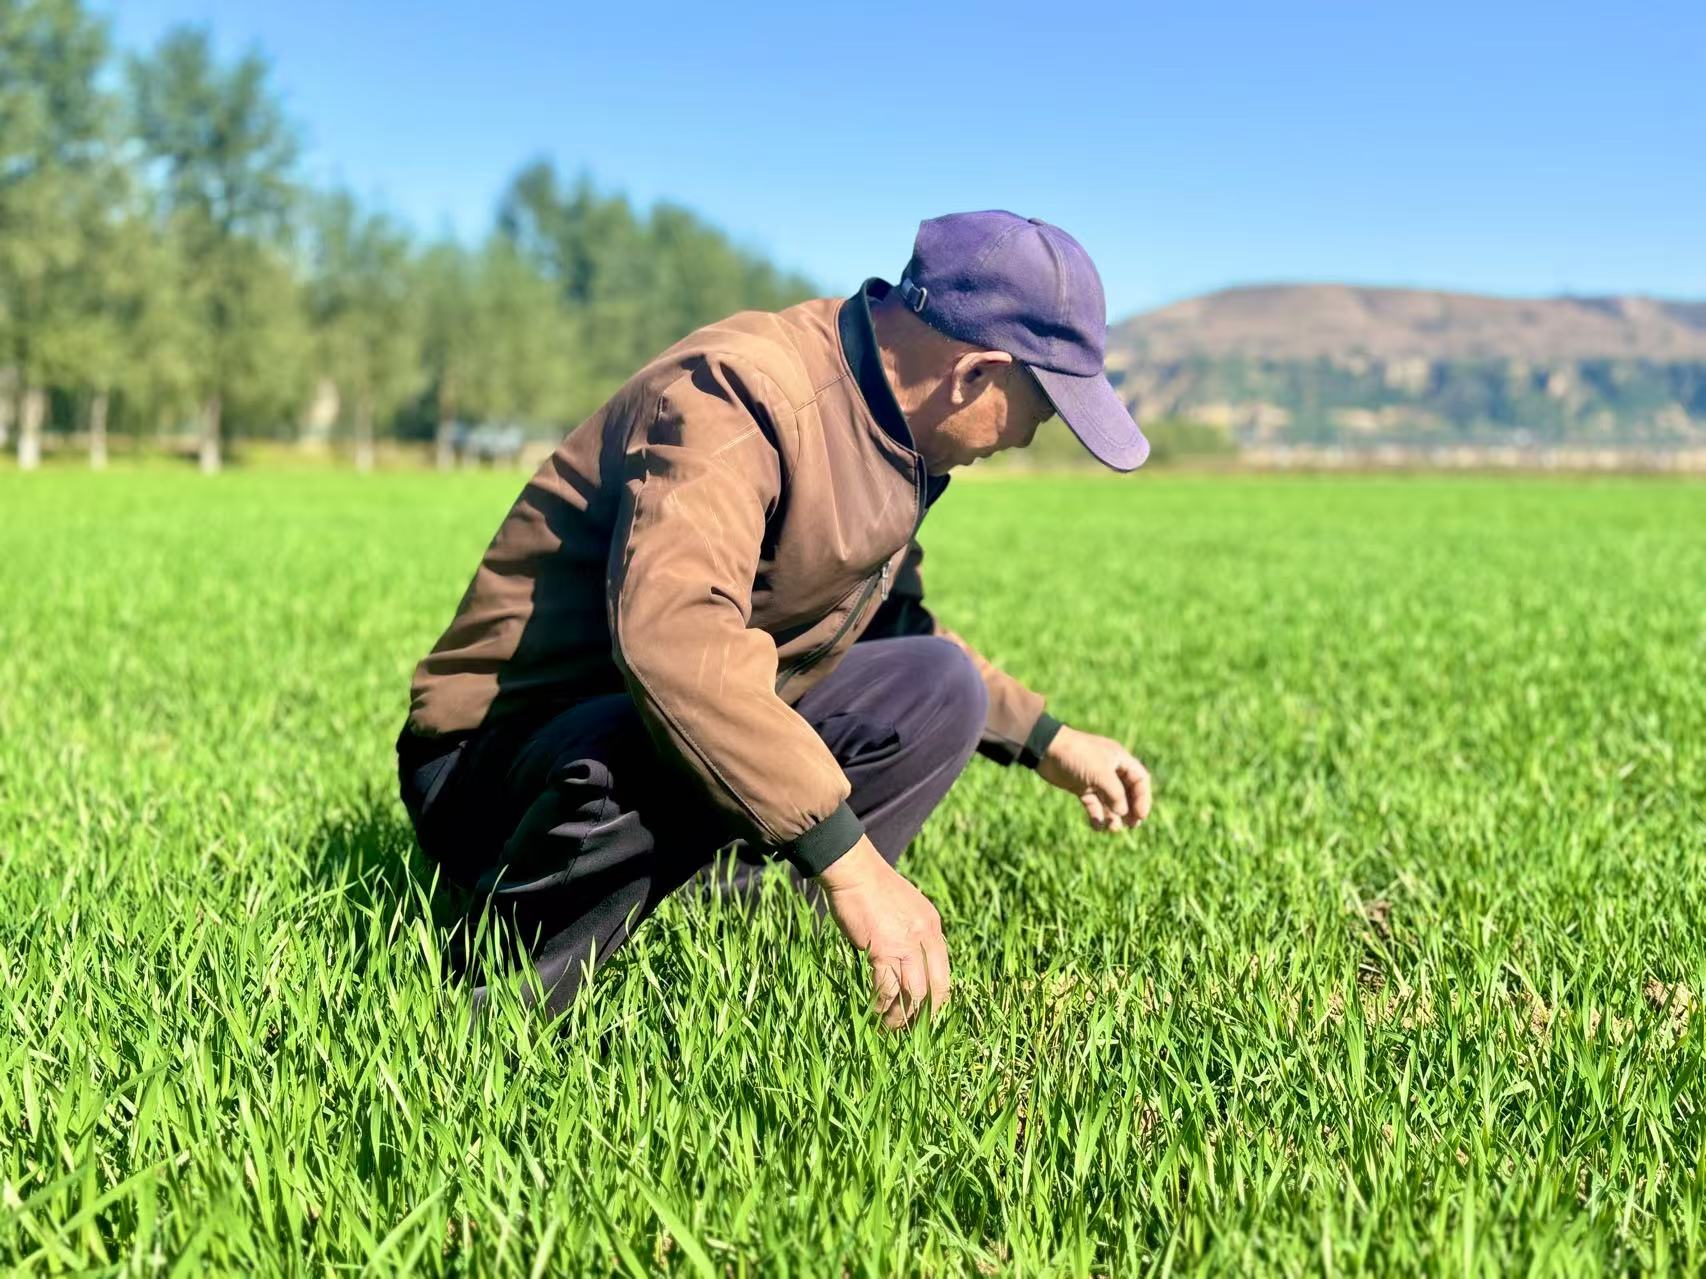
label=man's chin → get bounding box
[924,448,983,476]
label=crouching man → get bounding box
[398,211,1153,1026]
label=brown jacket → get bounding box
[407,279,1059,873]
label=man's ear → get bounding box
[950,350,1015,405]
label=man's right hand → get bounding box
[816,835,949,1029]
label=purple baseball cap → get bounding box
[895,210,1148,471]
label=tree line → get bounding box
[0,0,817,472]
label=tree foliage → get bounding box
[0,0,115,467]
[1,0,819,470]
[305,192,416,470]
[497,161,817,415]
[127,25,306,469]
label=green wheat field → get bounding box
[2,469,1703,1276]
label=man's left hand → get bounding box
[1037,726,1152,832]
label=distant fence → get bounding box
[1240,444,1706,475]
[13,431,1706,477]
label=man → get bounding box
[398,210,1153,1028]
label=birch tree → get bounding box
[305,191,416,471]
[0,0,111,470]
[128,26,303,472]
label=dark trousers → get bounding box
[397,636,989,1014]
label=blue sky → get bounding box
[100,0,1705,319]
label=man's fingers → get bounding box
[882,951,931,1028]
[1082,764,1128,832]
[1096,767,1129,819]
[1080,791,1109,829]
[872,940,948,1028]
[871,959,902,1018]
[922,933,951,1015]
[1116,754,1152,823]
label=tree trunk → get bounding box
[435,412,456,471]
[0,388,11,453]
[200,395,222,474]
[89,391,109,470]
[17,387,45,471]
[353,399,375,473]
[434,379,456,471]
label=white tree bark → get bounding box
[435,413,455,471]
[89,391,109,470]
[200,396,222,474]
[353,400,375,473]
[17,387,45,471]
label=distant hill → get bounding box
[1106,285,1706,446]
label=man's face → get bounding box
[923,360,1057,474]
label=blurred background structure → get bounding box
[2,0,1703,473]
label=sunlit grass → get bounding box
[2,469,1703,1275]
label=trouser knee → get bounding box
[916,638,989,762]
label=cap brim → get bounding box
[1029,365,1149,472]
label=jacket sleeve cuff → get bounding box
[1017,712,1064,770]
[782,800,865,877]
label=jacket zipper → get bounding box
[909,457,927,541]
[774,463,925,694]
[776,567,885,695]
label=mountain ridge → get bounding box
[1110,284,1706,363]
[1103,283,1706,445]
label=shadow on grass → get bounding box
[299,787,817,1022]
[300,788,654,1013]
[302,791,480,961]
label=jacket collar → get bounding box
[837,277,950,508]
